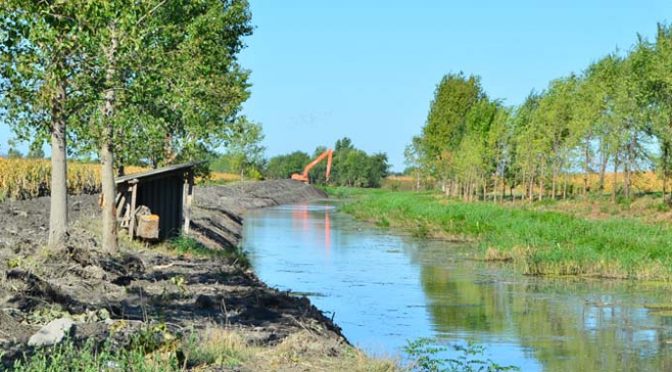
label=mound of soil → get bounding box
[191,180,327,249]
[0,180,338,366]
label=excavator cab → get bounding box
[291,149,333,184]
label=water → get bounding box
[242,202,672,371]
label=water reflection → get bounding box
[243,203,672,371]
[287,204,333,254]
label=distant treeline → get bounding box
[406,23,672,203]
[211,137,390,188]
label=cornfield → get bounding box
[384,171,668,195]
[205,171,240,183]
[0,158,146,201]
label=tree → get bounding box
[404,136,424,190]
[323,138,389,187]
[222,117,265,180]
[265,151,311,179]
[420,73,484,191]
[0,1,95,247]
[66,0,253,253]
[641,24,672,201]
[27,143,46,159]
[7,140,23,159]
[486,106,511,201]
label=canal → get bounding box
[242,202,672,371]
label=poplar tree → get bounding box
[0,1,94,247]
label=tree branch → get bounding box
[136,0,168,26]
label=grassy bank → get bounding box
[12,328,396,371]
[329,188,672,281]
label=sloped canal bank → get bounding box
[0,181,396,370]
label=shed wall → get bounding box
[136,175,184,240]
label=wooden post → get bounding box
[115,193,126,219]
[129,179,138,239]
[183,170,194,234]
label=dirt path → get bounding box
[0,180,342,367]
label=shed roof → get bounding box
[115,163,196,184]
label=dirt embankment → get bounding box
[191,180,328,249]
[0,180,339,368]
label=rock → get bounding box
[195,294,216,309]
[28,318,74,347]
[97,308,110,321]
[81,265,106,280]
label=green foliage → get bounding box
[211,117,266,180]
[7,147,23,159]
[11,337,179,371]
[265,151,311,179]
[404,337,518,372]
[1,0,255,167]
[169,235,250,269]
[411,23,672,202]
[270,137,389,188]
[326,137,390,187]
[26,145,45,160]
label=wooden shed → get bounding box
[114,163,195,241]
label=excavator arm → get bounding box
[291,149,333,184]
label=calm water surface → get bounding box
[242,202,672,371]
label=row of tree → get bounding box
[265,137,389,187]
[407,23,672,203]
[1,0,253,251]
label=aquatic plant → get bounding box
[404,337,518,372]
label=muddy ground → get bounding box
[0,180,344,368]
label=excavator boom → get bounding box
[291,149,333,184]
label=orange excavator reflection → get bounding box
[290,205,332,255]
[291,149,333,184]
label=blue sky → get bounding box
[1,1,670,170]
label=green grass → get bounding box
[167,235,250,269]
[329,187,672,280]
[11,335,180,371]
[10,328,398,372]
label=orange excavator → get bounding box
[291,149,333,184]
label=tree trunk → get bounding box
[663,176,668,203]
[483,180,487,202]
[562,174,567,200]
[662,141,670,202]
[415,171,420,191]
[612,155,620,202]
[48,79,68,248]
[101,24,119,254]
[551,165,557,200]
[583,142,591,195]
[164,133,175,165]
[521,169,526,201]
[502,175,504,203]
[624,136,635,200]
[598,152,608,192]
[539,162,545,201]
[493,175,498,203]
[624,160,630,200]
